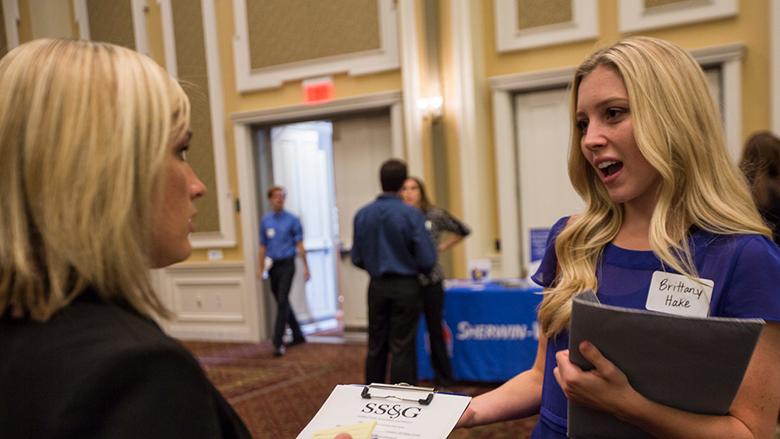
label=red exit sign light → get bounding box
[303,77,334,104]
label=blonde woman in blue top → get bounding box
[457,36,780,438]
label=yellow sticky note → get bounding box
[311,420,377,439]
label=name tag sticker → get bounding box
[266,228,276,238]
[646,271,713,318]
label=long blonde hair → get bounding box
[538,36,770,336]
[0,39,190,321]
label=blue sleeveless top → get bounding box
[529,216,780,438]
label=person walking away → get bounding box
[258,186,309,357]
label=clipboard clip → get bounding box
[361,383,435,406]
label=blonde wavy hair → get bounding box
[538,36,770,336]
[0,39,190,321]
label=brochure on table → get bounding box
[297,383,471,439]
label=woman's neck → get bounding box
[613,202,654,250]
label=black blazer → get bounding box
[0,291,252,438]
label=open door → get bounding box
[268,122,340,330]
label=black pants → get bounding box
[366,276,422,385]
[422,281,454,386]
[268,258,304,349]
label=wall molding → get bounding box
[490,66,575,91]
[690,43,744,161]
[154,262,259,341]
[490,66,575,277]
[619,0,737,33]
[231,90,403,124]
[398,0,423,175]
[1,0,19,49]
[490,43,743,277]
[494,0,597,52]
[452,0,493,271]
[158,0,236,249]
[231,0,400,92]
[73,0,150,54]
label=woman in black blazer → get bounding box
[0,39,251,439]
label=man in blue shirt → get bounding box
[351,159,436,385]
[258,186,309,357]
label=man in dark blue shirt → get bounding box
[351,159,436,385]
[258,186,309,357]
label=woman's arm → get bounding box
[457,332,547,428]
[438,234,464,254]
[554,323,780,439]
[431,207,469,253]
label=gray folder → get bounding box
[567,292,764,438]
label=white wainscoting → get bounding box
[153,262,261,342]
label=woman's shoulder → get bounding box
[697,230,778,253]
[696,230,780,275]
[424,205,447,218]
[21,292,191,364]
[706,233,780,321]
[550,215,576,238]
[1,292,206,400]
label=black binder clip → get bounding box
[361,383,435,406]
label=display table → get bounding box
[416,280,543,383]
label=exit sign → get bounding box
[303,77,334,104]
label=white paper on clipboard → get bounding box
[297,383,471,439]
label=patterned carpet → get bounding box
[183,339,537,438]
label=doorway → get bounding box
[252,110,394,341]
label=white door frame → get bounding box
[233,91,403,341]
[490,44,744,278]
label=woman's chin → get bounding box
[149,246,192,269]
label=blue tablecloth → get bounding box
[416,281,543,382]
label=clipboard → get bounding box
[297,384,471,439]
[361,383,435,406]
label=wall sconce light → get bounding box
[417,95,443,120]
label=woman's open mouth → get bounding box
[597,160,623,178]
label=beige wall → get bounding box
[472,0,772,275]
[9,0,776,278]
[183,0,403,263]
[146,0,402,264]
[483,0,770,135]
